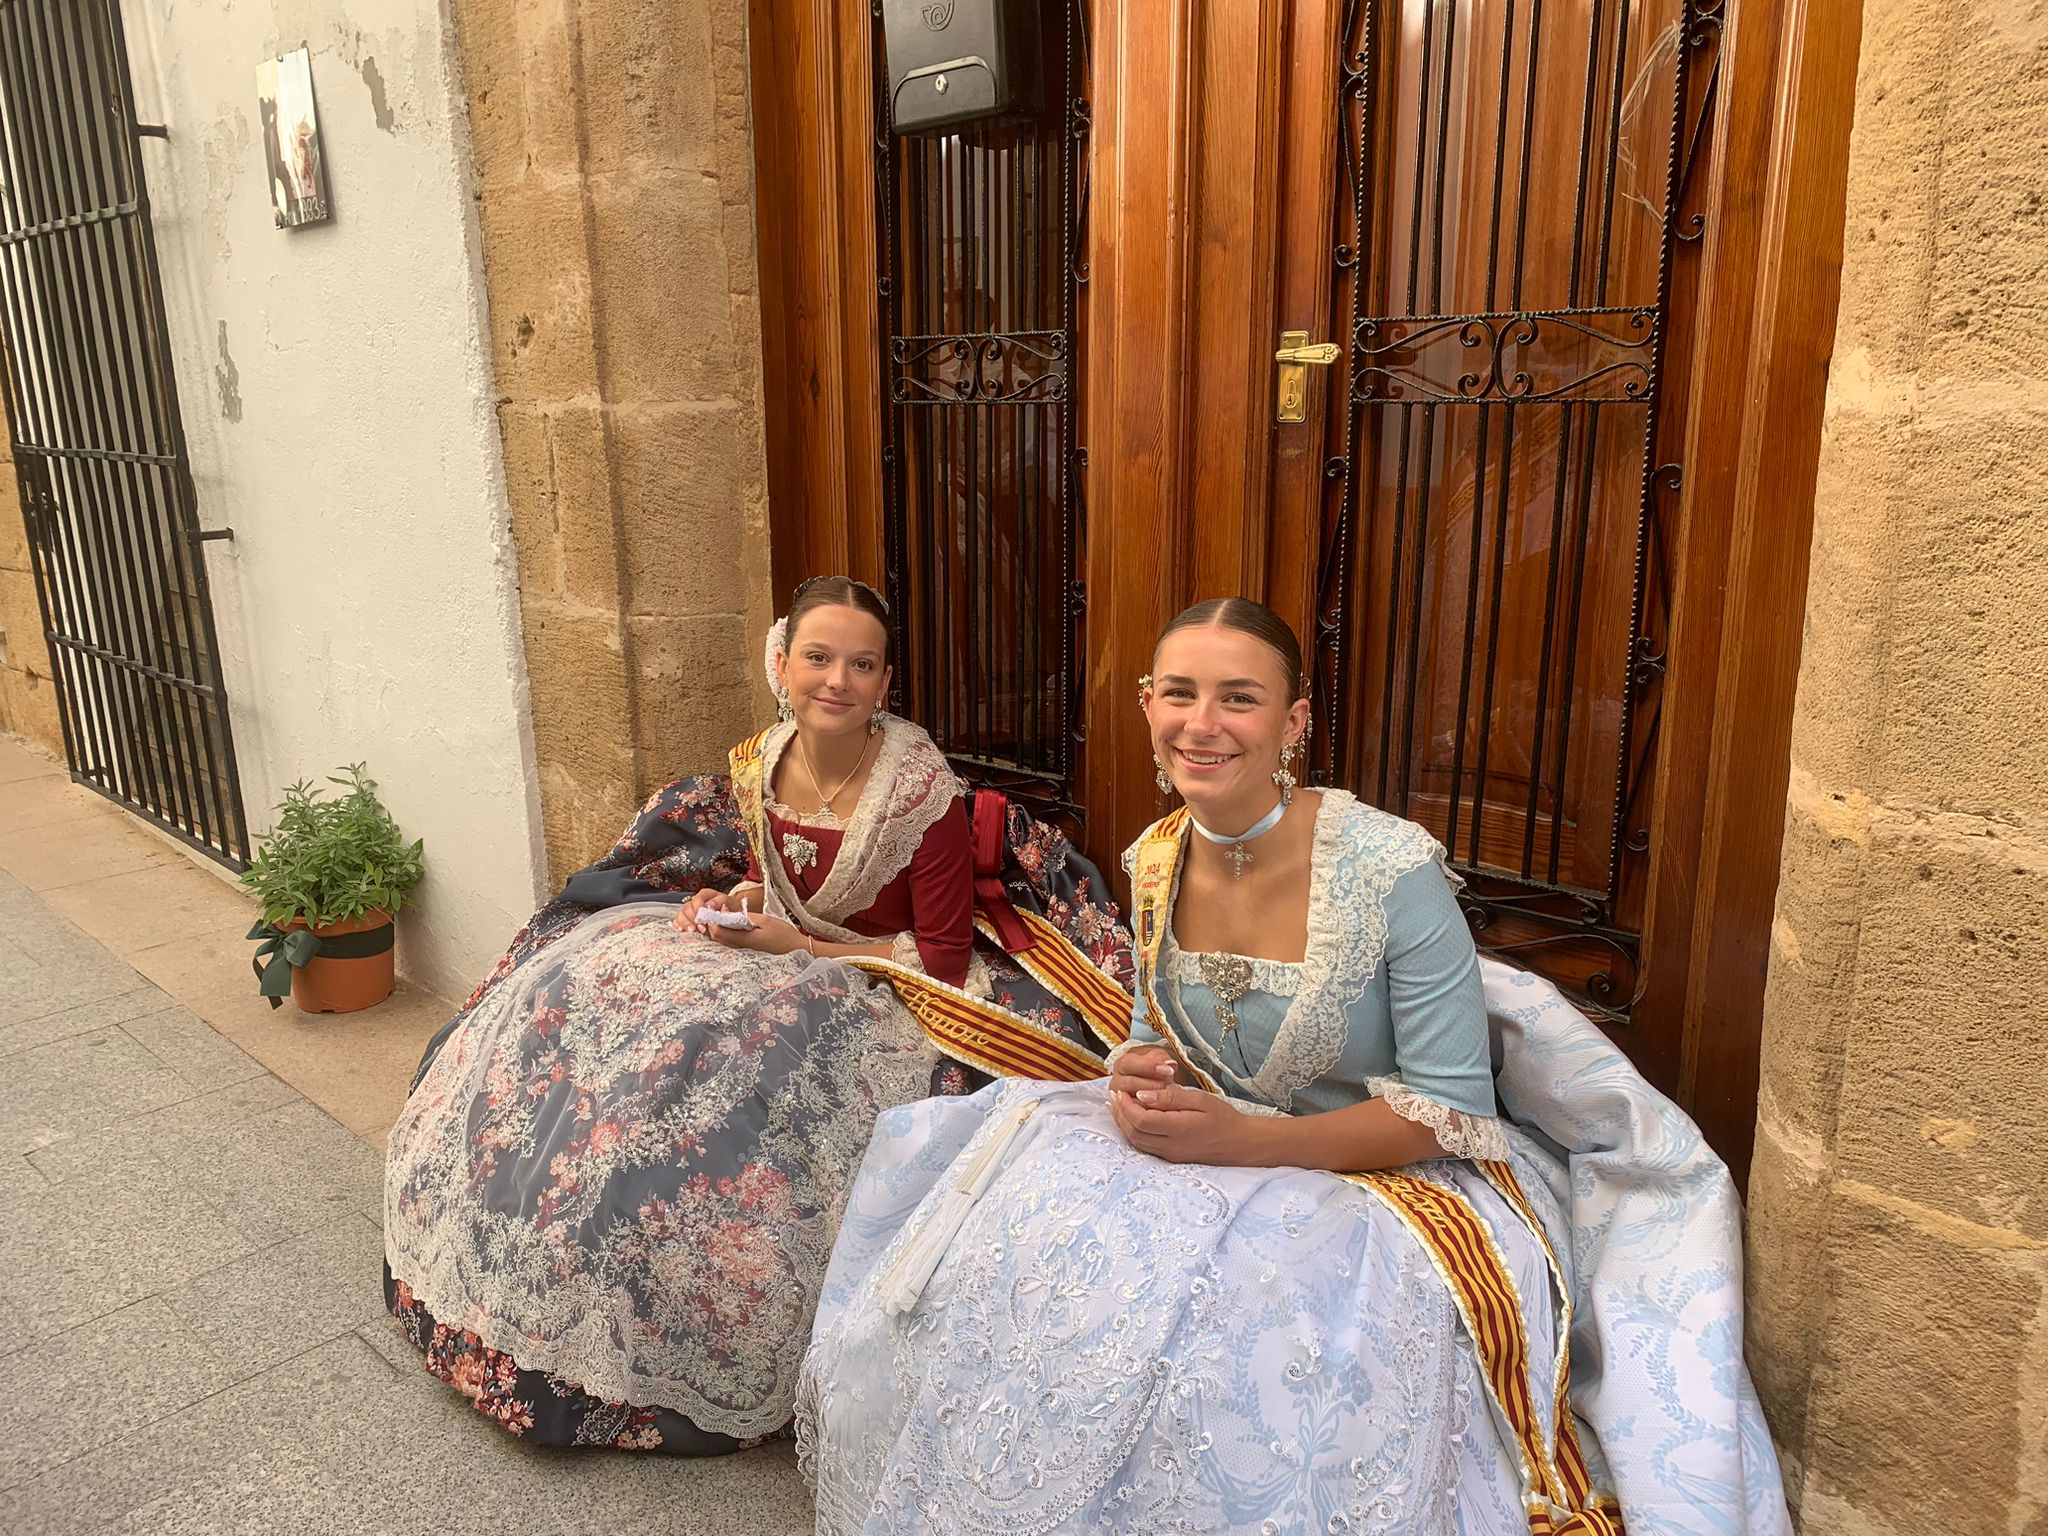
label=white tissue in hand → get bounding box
[695,905,757,930]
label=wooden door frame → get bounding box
[746,0,1862,1177]
[1639,0,1864,1177]
[749,0,887,602]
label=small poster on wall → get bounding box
[257,47,330,228]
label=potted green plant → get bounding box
[242,764,425,1013]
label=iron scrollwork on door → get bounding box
[1355,308,1659,405]
[891,331,1070,405]
[1313,0,1725,1021]
[870,0,1091,827]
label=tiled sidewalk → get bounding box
[1,738,809,1534]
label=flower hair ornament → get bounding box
[765,616,792,722]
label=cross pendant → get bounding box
[1223,840,1254,879]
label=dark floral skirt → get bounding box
[380,772,1134,1455]
[384,1273,766,1454]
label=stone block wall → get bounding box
[1748,3,2048,1531]
[450,0,775,879]
[0,428,62,752]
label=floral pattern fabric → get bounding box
[383,771,1132,1453]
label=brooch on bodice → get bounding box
[781,830,820,876]
[1198,952,1254,1033]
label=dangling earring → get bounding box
[1154,757,1173,796]
[1273,740,1299,806]
[777,697,794,724]
[868,707,884,736]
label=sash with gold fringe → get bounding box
[1127,813,1622,1536]
[727,730,1126,1083]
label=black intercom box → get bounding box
[881,0,1043,136]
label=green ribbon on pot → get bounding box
[247,919,395,1009]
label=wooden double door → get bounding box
[751,0,1858,1177]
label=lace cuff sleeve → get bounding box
[1104,1038,1154,1073]
[1366,1075,1511,1161]
[888,930,929,973]
[887,930,994,999]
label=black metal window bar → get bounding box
[0,0,249,866]
[1314,1,1724,1019]
[869,0,1090,828]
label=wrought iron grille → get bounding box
[870,0,1090,827]
[1314,0,1724,1018]
[0,0,249,865]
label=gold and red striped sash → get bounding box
[1477,1158,1619,1530]
[841,956,1111,1083]
[976,907,1132,1052]
[729,730,1118,1083]
[1126,811,1622,1536]
[1345,1165,1620,1534]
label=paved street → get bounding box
[1,741,810,1535]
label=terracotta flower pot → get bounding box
[285,909,396,1014]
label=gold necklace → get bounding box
[796,728,875,815]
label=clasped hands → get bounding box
[673,889,810,956]
[1107,1044,1263,1165]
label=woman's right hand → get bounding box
[1108,1044,1183,1101]
[675,889,732,931]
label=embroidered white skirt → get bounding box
[798,1079,1582,1536]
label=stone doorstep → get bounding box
[0,732,459,1152]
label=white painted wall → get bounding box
[125,0,546,1000]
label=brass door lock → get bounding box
[1275,330,1341,423]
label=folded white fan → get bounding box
[876,1094,1043,1316]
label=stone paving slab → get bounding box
[178,1098,389,1248]
[0,1149,43,1201]
[0,1131,259,1349]
[41,861,252,962]
[0,808,181,894]
[121,1002,270,1093]
[0,988,176,1060]
[0,748,814,1533]
[0,946,160,1031]
[0,1296,226,1489]
[26,1074,307,1188]
[161,1213,390,1380]
[9,1326,813,1536]
[0,746,59,785]
[0,771,103,834]
[4,1026,198,1156]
